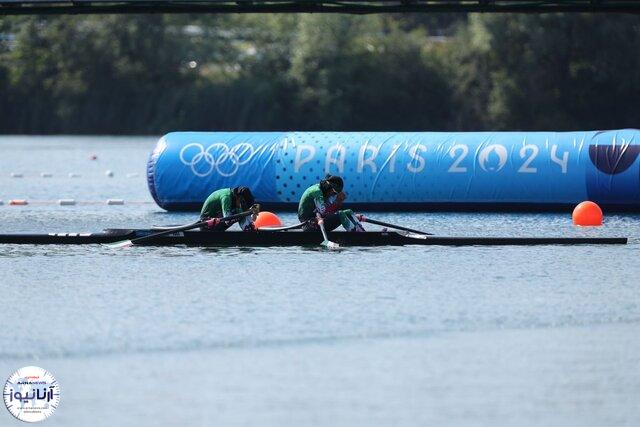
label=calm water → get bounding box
[0,136,639,426]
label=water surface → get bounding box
[0,136,639,426]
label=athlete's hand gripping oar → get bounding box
[107,204,260,248]
[317,216,339,249]
[358,215,433,236]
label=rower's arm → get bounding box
[220,194,234,218]
[313,195,328,217]
[314,194,340,218]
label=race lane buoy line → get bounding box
[146,129,640,212]
[0,199,153,206]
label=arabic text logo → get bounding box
[3,366,61,423]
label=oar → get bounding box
[149,221,201,231]
[318,218,340,249]
[107,204,260,248]
[258,221,307,232]
[360,216,433,236]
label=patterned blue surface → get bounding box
[147,130,640,210]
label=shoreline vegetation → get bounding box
[1,14,639,135]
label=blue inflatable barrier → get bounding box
[147,130,640,211]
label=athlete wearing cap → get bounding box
[297,175,365,232]
[200,186,257,231]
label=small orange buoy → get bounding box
[254,211,283,228]
[572,201,603,226]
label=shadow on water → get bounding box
[200,246,262,256]
[199,245,419,255]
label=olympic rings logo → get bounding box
[179,142,254,177]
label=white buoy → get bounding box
[106,199,125,205]
[58,199,76,206]
[41,173,53,178]
[10,173,23,178]
[105,170,114,177]
[68,173,81,178]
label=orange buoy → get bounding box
[572,201,603,226]
[254,211,283,228]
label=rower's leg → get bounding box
[299,214,341,232]
[199,217,232,232]
[237,215,254,231]
[300,216,316,232]
[339,209,365,232]
[323,213,342,232]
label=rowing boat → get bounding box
[0,229,627,246]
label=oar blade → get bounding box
[105,239,134,249]
[321,240,340,250]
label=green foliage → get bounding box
[452,13,640,130]
[289,15,453,130]
[0,13,638,134]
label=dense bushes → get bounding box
[0,13,638,134]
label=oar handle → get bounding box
[360,216,433,236]
[131,204,260,244]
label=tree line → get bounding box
[0,13,639,134]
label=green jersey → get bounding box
[298,183,363,232]
[200,188,234,218]
[298,183,341,221]
[200,187,254,230]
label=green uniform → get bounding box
[298,184,328,221]
[297,183,364,232]
[200,188,253,231]
[201,188,234,219]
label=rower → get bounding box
[298,175,365,232]
[200,186,257,231]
